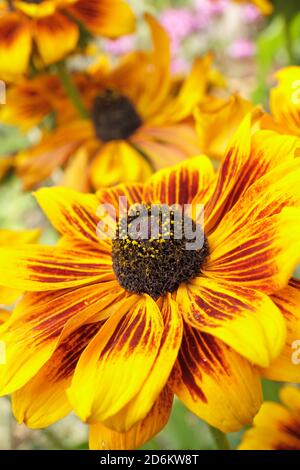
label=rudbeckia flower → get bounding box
[0,116,300,449]
[262,67,300,138]
[239,386,300,450]
[4,16,216,191]
[0,228,40,306]
[0,0,135,77]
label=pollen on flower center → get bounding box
[112,204,209,299]
[91,89,143,142]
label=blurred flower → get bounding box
[3,16,218,191]
[262,67,300,137]
[0,0,135,78]
[239,386,300,449]
[0,228,40,306]
[0,118,300,448]
[243,3,262,23]
[102,35,135,57]
[195,94,254,160]
[229,38,256,59]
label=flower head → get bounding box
[0,117,300,448]
[0,0,135,78]
[239,386,300,450]
[2,16,218,191]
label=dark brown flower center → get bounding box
[112,205,209,299]
[92,90,142,142]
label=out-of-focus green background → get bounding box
[0,0,299,450]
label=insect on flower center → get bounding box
[112,204,209,299]
[92,90,143,142]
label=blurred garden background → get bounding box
[0,0,299,450]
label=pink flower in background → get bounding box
[103,35,135,56]
[160,8,196,44]
[243,4,262,23]
[229,38,256,59]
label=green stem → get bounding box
[208,425,231,450]
[283,14,294,65]
[56,61,89,119]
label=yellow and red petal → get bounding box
[206,208,300,295]
[33,11,79,65]
[156,54,215,124]
[35,187,108,248]
[0,308,9,325]
[103,296,182,432]
[262,279,300,382]
[0,281,123,396]
[67,295,164,424]
[177,277,285,367]
[90,141,152,190]
[203,115,300,234]
[89,387,173,450]
[143,155,215,206]
[170,324,262,433]
[68,0,135,37]
[0,13,31,76]
[12,319,104,428]
[0,245,114,292]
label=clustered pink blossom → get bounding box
[229,38,256,59]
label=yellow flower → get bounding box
[239,386,300,450]
[0,0,135,77]
[0,117,300,449]
[262,67,300,137]
[6,16,218,191]
[0,228,40,306]
[232,0,273,14]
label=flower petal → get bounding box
[90,141,152,190]
[177,277,285,367]
[143,155,215,206]
[239,388,300,450]
[206,208,300,295]
[0,281,122,395]
[204,115,300,233]
[35,187,106,248]
[89,387,173,450]
[68,0,135,37]
[0,245,113,291]
[0,13,31,75]
[33,12,79,65]
[262,279,300,382]
[195,94,253,160]
[170,324,262,433]
[12,320,104,428]
[103,296,182,432]
[67,295,164,424]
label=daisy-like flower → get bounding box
[0,0,135,78]
[0,228,40,306]
[3,16,217,191]
[262,67,300,138]
[0,116,300,449]
[239,386,300,450]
